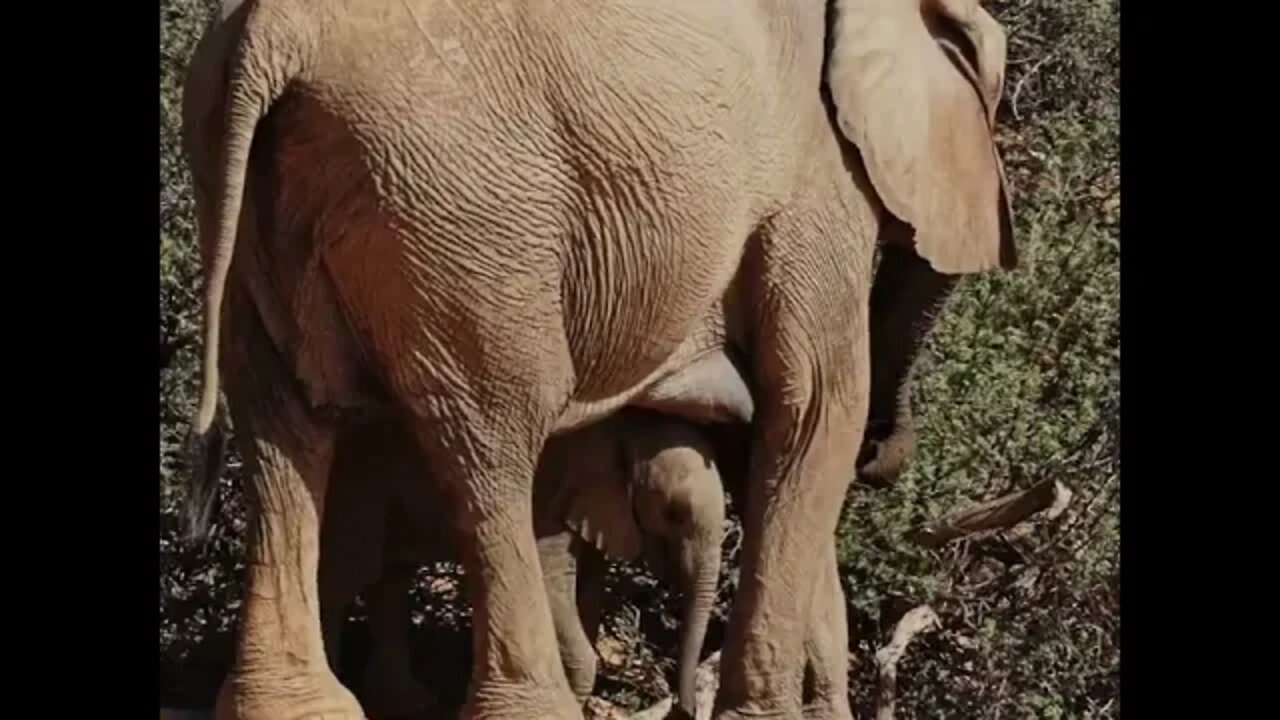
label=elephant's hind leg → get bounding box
[215,299,362,720]
[714,220,871,720]
[402,382,582,720]
[801,543,853,720]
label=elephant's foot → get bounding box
[710,688,851,720]
[460,679,583,720]
[214,668,366,720]
[711,686,803,720]
[711,708,803,720]
[361,670,436,719]
[856,423,917,488]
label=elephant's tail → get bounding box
[184,0,314,542]
[183,407,227,542]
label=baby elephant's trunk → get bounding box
[676,540,721,718]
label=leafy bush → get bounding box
[835,1,1119,717]
[158,0,1119,715]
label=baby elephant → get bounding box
[318,407,728,718]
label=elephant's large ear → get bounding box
[827,0,1016,274]
[564,474,643,563]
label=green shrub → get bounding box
[836,1,1119,716]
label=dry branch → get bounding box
[908,479,1072,549]
[875,605,940,720]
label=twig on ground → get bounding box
[1011,50,1056,121]
[908,479,1073,549]
[875,605,941,720]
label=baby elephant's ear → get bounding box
[564,473,643,563]
[827,0,1016,274]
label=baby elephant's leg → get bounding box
[539,531,599,704]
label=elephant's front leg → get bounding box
[361,564,436,718]
[714,230,870,720]
[801,543,852,720]
[215,314,361,720]
[538,531,599,704]
[858,240,957,487]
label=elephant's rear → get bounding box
[286,0,777,416]
[180,0,790,533]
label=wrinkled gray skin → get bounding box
[180,1,1017,718]
[318,409,732,719]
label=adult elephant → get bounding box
[180,0,1016,718]
[318,408,736,718]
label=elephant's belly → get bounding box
[552,309,739,435]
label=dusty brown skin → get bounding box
[702,422,854,720]
[181,1,1016,718]
[318,409,733,719]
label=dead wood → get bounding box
[908,479,1073,549]
[874,605,941,720]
